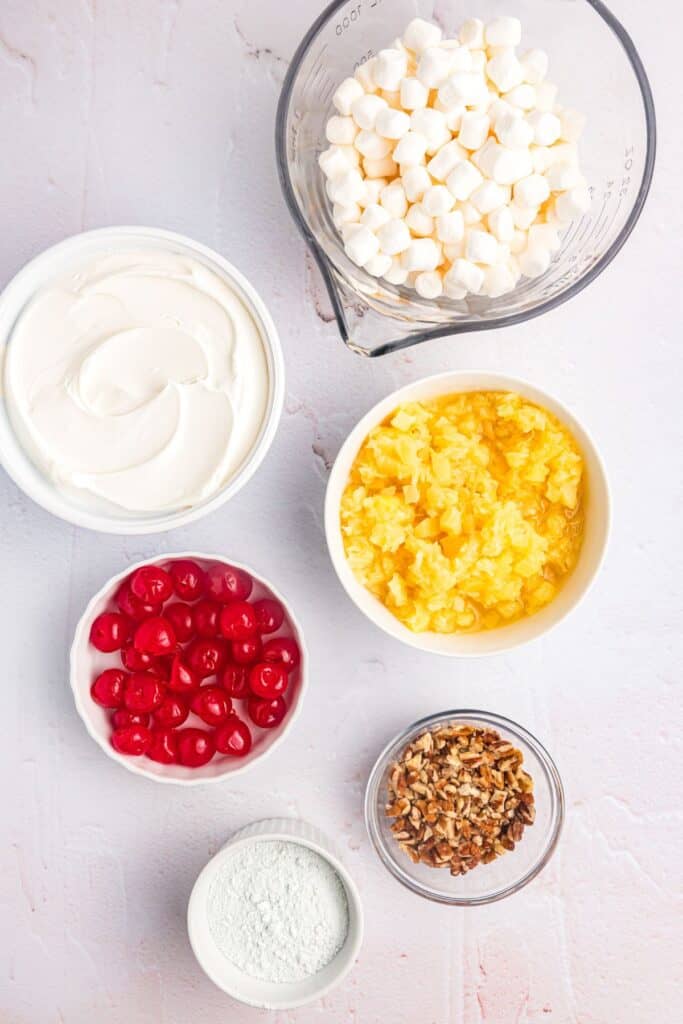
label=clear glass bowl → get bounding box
[365,710,564,904]
[276,0,656,356]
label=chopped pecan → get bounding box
[385,723,535,877]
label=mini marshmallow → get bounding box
[417,46,454,88]
[466,228,498,265]
[415,270,444,298]
[475,141,533,185]
[422,184,456,216]
[527,110,561,146]
[544,142,579,166]
[402,237,443,271]
[488,205,515,242]
[530,146,553,173]
[363,155,398,178]
[443,240,465,262]
[460,18,485,49]
[545,160,583,191]
[520,49,548,85]
[333,201,362,226]
[518,243,551,278]
[442,269,467,298]
[469,50,487,73]
[485,16,521,47]
[326,116,359,146]
[384,257,409,285]
[402,164,432,201]
[380,181,409,218]
[355,130,393,159]
[361,203,391,231]
[436,101,466,132]
[494,109,534,148]
[471,179,508,214]
[504,83,537,110]
[535,80,558,111]
[460,200,483,226]
[410,108,450,154]
[449,47,474,73]
[486,51,524,93]
[510,201,539,229]
[345,225,380,266]
[375,106,411,139]
[400,77,429,110]
[436,210,465,243]
[362,179,387,205]
[482,263,517,297]
[448,258,485,293]
[488,97,517,122]
[554,184,591,221]
[405,203,435,237]
[333,77,365,115]
[354,58,378,93]
[427,140,467,180]
[559,107,586,143]
[446,160,483,200]
[351,94,388,131]
[513,173,550,208]
[393,131,428,166]
[403,17,442,54]
[363,252,393,278]
[509,228,527,254]
[377,217,412,255]
[328,167,366,205]
[458,111,490,150]
[528,223,561,252]
[374,48,408,91]
[438,70,488,108]
[494,149,534,186]
[319,146,356,179]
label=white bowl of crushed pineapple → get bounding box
[325,371,610,656]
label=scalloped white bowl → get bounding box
[70,552,307,784]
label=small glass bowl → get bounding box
[365,710,564,905]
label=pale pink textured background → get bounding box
[0,2,680,1022]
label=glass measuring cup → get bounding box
[276,0,656,357]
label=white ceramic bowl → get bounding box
[325,371,611,657]
[70,553,307,784]
[0,226,284,534]
[187,817,363,1009]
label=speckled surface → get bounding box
[0,2,680,1022]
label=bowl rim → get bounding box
[0,225,285,533]
[69,552,308,786]
[275,0,657,357]
[187,817,364,1009]
[364,709,565,906]
[324,369,612,657]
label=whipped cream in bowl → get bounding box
[0,228,284,532]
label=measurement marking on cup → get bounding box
[335,0,383,36]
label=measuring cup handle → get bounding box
[320,262,462,358]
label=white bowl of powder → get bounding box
[187,817,364,1009]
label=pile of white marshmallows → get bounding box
[320,16,589,300]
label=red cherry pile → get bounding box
[87,559,301,768]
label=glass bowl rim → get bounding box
[275,0,657,357]
[364,708,565,905]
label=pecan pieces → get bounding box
[385,724,535,876]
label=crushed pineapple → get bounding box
[340,391,585,633]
